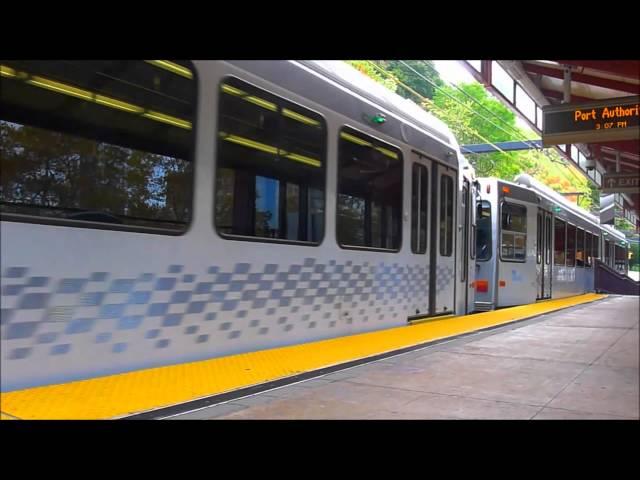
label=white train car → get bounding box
[473,173,629,310]
[0,60,477,391]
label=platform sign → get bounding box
[601,173,640,194]
[542,96,639,146]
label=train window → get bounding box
[585,231,592,267]
[0,60,197,233]
[615,244,627,273]
[337,127,402,251]
[554,218,566,266]
[536,212,542,264]
[461,179,470,281]
[576,227,585,267]
[545,215,551,265]
[439,175,454,256]
[604,239,611,266]
[411,163,428,254]
[593,235,600,261]
[566,223,576,267]
[215,77,326,243]
[476,200,491,261]
[471,225,477,259]
[500,202,527,261]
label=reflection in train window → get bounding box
[566,223,576,267]
[576,227,585,267]
[440,175,454,257]
[337,127,402,251]
[500,202,526,261]
[476,200,492,261]
[0,60,197,232]
[554,218,566,266]
[215,77,326,243]
[411,163,428,254]
[585,231,592,267]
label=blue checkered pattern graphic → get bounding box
[1,259,453,362]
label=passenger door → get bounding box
[430,163,457,316]
[536,208,552,300]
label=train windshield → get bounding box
[476,200,492,261]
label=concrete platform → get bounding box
[170,296,639,420]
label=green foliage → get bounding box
[345,61,596,202]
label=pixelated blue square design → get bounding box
[156,339,170,348]
[9,347,32,360]
[155,277,177,291]
[6,321,39,340]
[148,303,169,316]
[233,263,251,274]
[168,265,183,274]
[57,278,88,294]
[51,344,71,355]
[146,329,161,339]
[95,332,112,344]
[27,276,50,287]
[19,293,50,309]
[187,301,206,314]
[80,292,106,307]
[171,291,192,303]
[112,342,127,353]
[182,274,196,283]
[129,291,151,304]
[65,318,96,334]
[110,279,136,293]
[196,282,214,294]
[118,316,143,330]
[184,325,198,334]
[100,304,126,319]
[196,334,209,343]
[162,314,183,327]
[5,267,28,278]
[37,332,58,344]
[207,266,219,274]
[2,284,23,296]
[90,272,109,282]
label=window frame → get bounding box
[554,217,567,267]
[411,162,429,255]
[566,222,576,267]
[576,227,585,268]
[0,60,199,236]
[439,174,454,257]
[213,75,328,247]
[476,199,492,262]
[499,200,527,263]
[336,125,404,253]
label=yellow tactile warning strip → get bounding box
[0,292,606,420]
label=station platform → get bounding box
[3,293,637,420]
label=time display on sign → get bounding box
[542,96,640,146]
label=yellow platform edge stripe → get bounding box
[0,293,606,420]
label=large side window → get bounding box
[593,234,600,260]
[576,227,585,267]
[411,163,428,254]
[439,175,454,256]
[554,218,566,266]
[500,202,527,261]
[337,127,402,250]
[604,239,611,266]
[0,60,197,232]
[566,223,576,267]
[215,77,326,243]
[476,200,492,261]
[585,231,592,267]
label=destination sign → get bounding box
[542,95,640,146]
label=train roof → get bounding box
[300,61,464,153]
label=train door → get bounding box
[430,163,457,316]
[461,178,472,313]
[536,208,552,300]
[543,211,552,298]
[410,153,432,318]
